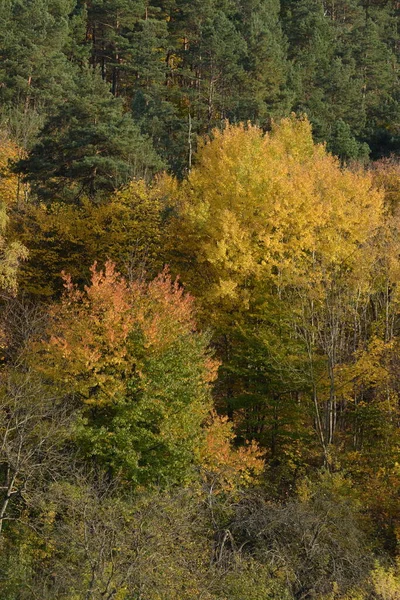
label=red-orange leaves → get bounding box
[36,262,215,485]
[133,268,196,352]
[45,262,134,405]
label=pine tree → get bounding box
[235,0,291,124]
[351,13,400,156]
[16,68,163,203]
[0,0,77,113]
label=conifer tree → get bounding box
[235,0,291,124]
[16,69,163,202]
[0,0,77,113]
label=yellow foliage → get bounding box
[370,560,400,600]
[0,132,24,206]
[167,116,383,311]
[200,411,264,491]
[0,133,28,293]
[10,179,163,296]
[338,336,395,403]
[371,158,400,214]
[165,117,385,461]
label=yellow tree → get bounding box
[166,116,384,466]
[0,134,27,293]
[9,179,164,297]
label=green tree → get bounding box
[235,0,291,124]
[0,0,76,113]
[16,68,163,202]
[351,15,400,157]
[328,118,370,162]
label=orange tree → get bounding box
[34,261,216,485]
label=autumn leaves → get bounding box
[1,114,399,496]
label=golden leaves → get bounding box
[168,116,384,312]
[200,411,264,492]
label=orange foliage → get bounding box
[132,268,196,350]
[39,261,214,408]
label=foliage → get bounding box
[166,116,384,469]
[0,136,27,293]
[16,68,164,202]
[9,179,165,297]
[0,369,76,538]
[228,471,371,599]
[0,20,398,591]
[34,261,215,485]
[200,411,264,492]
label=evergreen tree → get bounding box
[157,0,248,174]
[235,0,291,124]
[351,14,400,156]
[0,0,77,113]
[85,0,158,98]
[16,69,163,203]
[328,118,370,162]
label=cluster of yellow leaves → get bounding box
[370,560,400,600]
[167,116,383,309]
[163,115,387,467]
[371,158,400,214]
[9,179,163,297]
[0,135,27,293]
[0,132,22,206]
[199,411,264,491]
[338,337,395,404]
[369,159,400,313]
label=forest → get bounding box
[0,0,399,598]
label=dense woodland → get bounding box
[0,0,400,598]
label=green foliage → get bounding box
[328,118,370,163]
[0,7,399,592]
[0,0,76,113]
[0,0,398,174]
[16,68,163,202]
[220,557,292,599]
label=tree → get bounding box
[228,471,371,598]
[235,0,291,124]
[9,179,165,298]
[281,0,400,160]
[0,0,77,114]
[0,135,27,293]
[35,261,215,485]
[351,14,400,157]
[16,68,164,203]
[165,116,384,466]
[0,370,76,537]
